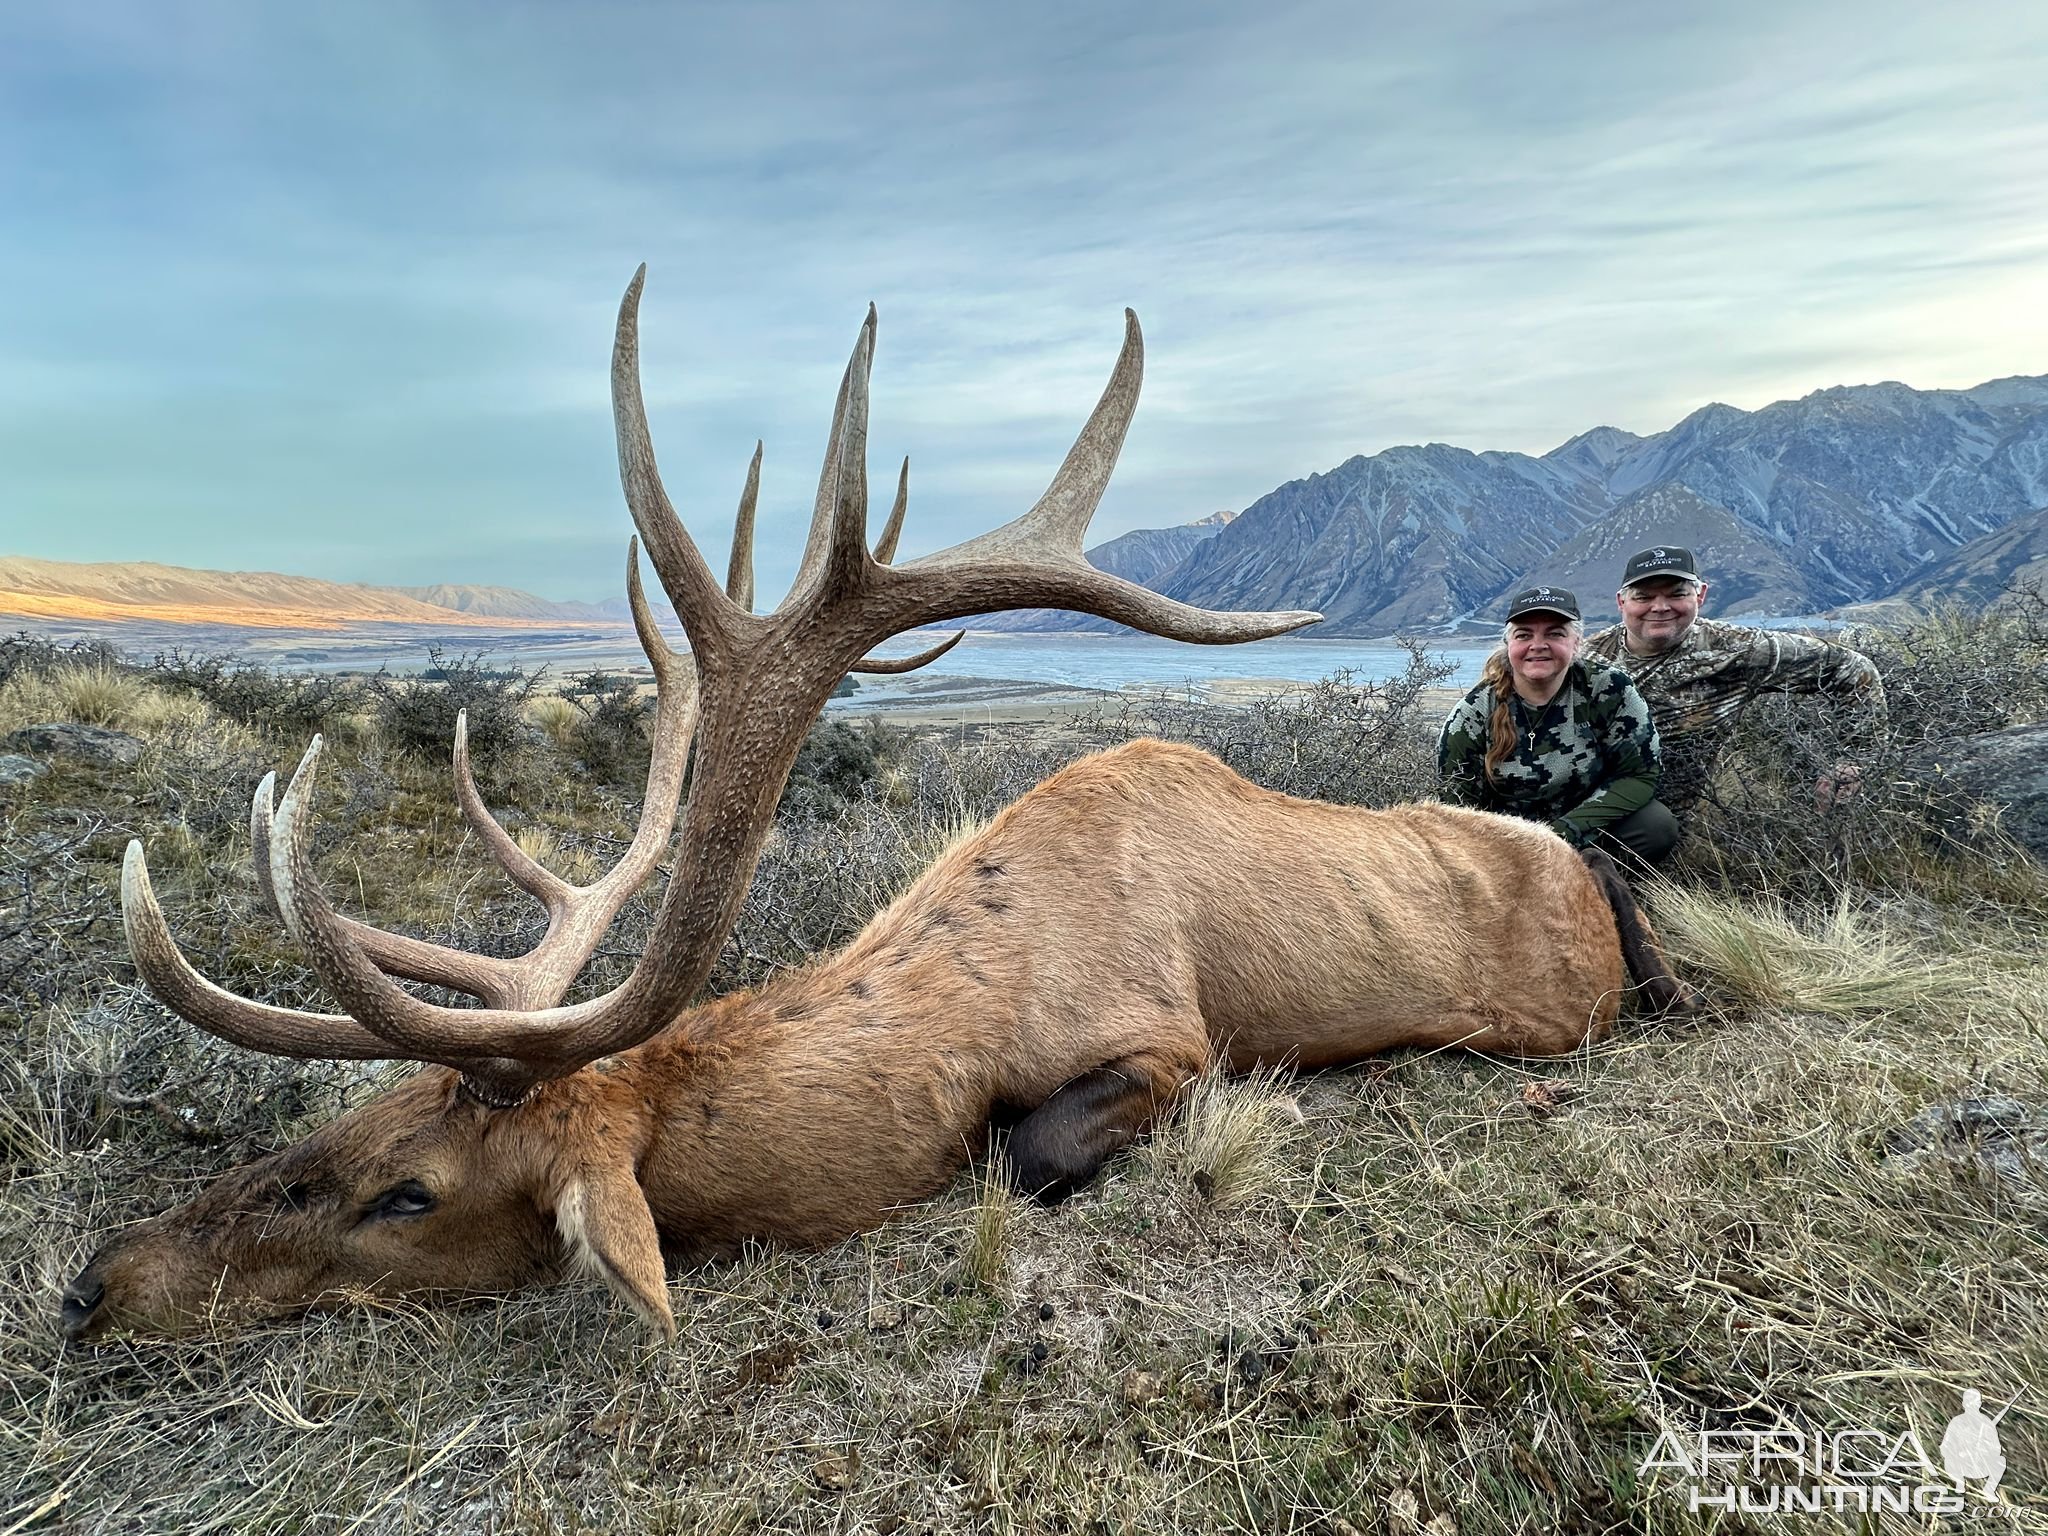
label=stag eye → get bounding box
[363,1181,437,1221]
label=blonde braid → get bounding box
[1480,647,1516,785]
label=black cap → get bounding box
[1504,584,1580,623]
[1621,545,1700,585]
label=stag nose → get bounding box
[59,1271,106,1341]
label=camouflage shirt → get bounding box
[1437,658,1662,847]
[1583,617,1888,811]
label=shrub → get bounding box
[1086,638,1455,806]
[367,648,545,769]
[1679,596,2048,901]
[780,718,910,817]
[556,670,652,785]
[0,632,64,688]
[148,650,367,739]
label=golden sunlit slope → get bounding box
[0,557,616,631]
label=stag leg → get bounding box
[1004,1050,1199,1204]
[1578,848,1695,1017]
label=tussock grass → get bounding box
[964,1153,1026,1292]
[0,660,155,734]
[1143,1067,1301,1213]
[44,662,140,727]
[6,639,2046,1533]
[1648,880,1999,1020]
[523,693,580,748]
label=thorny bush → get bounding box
[1086,638,1456,807]
[367,647,546,771]
[556,670,653,786]
[1678,593,2048,902]
[148,650,366,739]
[0,633,121,689]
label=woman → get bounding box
[1438,584,1678,865]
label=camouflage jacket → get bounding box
[1437,659,1662,847]
[1583,617,1888,811]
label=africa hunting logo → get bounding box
[1638,1389,2014,1515]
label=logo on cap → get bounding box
[1506,584,1581,621]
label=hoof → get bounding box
[1642,977,1700,1020]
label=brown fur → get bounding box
[66,740,1653,1340]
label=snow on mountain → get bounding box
[1114,372,2048,635]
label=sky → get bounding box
[2,0,2045,603]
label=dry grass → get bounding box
[963,1153,1026,1293]
[1647,880,2000,1020]
[5,653,2047,1534]
[0,661,206,736]
[523,694,581,749]
[1143,1067,1302,1214]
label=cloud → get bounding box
[2,0,2043,605]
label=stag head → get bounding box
[62,269,1317,1341]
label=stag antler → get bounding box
[126,269,1319,1103]
[122,520,713,1074]
[124,460,948,1094]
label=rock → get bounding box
[0,753,47,786]
[1883,1096,2048,1186]
[1120,1369,1164,1405]
[1917,722,2048,858]
[2,722,143,767]
[810,1450,859,1492]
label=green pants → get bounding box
[1592,799,1680,868]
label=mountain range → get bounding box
[990,372,2048,635]
[6,374,2045,639]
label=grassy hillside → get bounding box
[3,623,2045,1534]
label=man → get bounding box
[1584,546,1888,819]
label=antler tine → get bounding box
[873,458,909,565]
[729,443,762,613]
[451,710,562,909]
[818,310,876,597]
[612,264,750,667]
[854,631,964,675]
[591,534,700,900]
[783,306,876,616]
[882,310,1320,643]
[248,772,282,920]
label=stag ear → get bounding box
[551,1166,675,1337]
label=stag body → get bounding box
[609,739,1626,1238]
[64,270,1683,1342]
[70,739,1643,1339]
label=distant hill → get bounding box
[981,373,2048,636]
[392,584,630,622]
[1885,504,2048,606]
[0,557,621,633]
